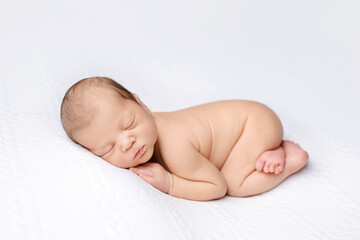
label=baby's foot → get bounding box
[255,146,286,174]
[281,140,309,174]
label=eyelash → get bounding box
[102,117,135,156]
[102,145,114,157]
[126,117,135,130]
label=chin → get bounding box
[142,147,154,164]
[144,154,152,164]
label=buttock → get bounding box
[220,103,283,185]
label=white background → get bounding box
[1,0,359,239]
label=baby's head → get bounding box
[61,77,158,168]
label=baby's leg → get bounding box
[221,102,284,197]
[237,141,308,197]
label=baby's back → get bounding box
[136,99,306,200]
[154,100,259,169]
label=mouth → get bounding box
[134,146,145,159]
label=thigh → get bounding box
[220,103,283,191]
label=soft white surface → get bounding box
[1,0,360,239]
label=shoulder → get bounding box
[155,116,204,173]
[156,117,195,163]
[154,109,203,150]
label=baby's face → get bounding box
[73,94,158,168]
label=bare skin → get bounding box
[256,145,285,175]
[73,92,309,201]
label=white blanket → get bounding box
[1,0,359,239]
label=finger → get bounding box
[139,173,156,186]
[129,167,138,174]
[135,166,155,177]
[139,173,150,181]
[130,167,148,176]
[140,162,157,168]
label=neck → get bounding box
[149,112,169,171]
[149,140,170,173]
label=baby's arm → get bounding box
[130,162,172,194]
[131,141,227,201]
[167,145,227,201]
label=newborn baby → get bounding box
[61,77,309,201]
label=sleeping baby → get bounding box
[60,77,309,201]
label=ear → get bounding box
[133,94,152,114]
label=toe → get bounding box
[263,162,270,173]
[255,158,265,171]
[269,164,275,173]
[274,166,281,174]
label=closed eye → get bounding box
[126,117,136,130]
[102,145,114,157]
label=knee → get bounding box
[255,123,283,154]
[251,103,284,150]
[266,111,284,149]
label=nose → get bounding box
[120,134,135,152]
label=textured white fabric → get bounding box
[1,0,360,239]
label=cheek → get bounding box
[106,151,130,168]
[142,120,158,140]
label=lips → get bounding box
[134,146,145,159]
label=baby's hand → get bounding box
[129,162,171,194]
